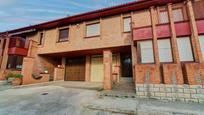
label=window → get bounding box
[58,28,69,42]
[177,37,194,61]
[38,33,43,45]
[173,8,184,22]
[123,17,131,32]
[159,11,169,24]
[158,39,173,62]
[137,40,154,63]
[199,35,204,58]
[159,8,184,23]
[7,55,23,70]
[86,23,100,37]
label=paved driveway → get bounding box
[0,85,98,115]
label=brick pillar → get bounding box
[150,7,160,65]
[130,20,137,82]
[186,0,203,63]
[1,38,10,70]
[167,3,180,64]
[85,55,91,82]
[103,50,112,90]
[0,39,4,66]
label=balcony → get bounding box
[133,20,204,41]
[8,37,28,56]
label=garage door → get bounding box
[65,57,85,81]
[91,55,104,82]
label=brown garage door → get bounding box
[65,57,85,81]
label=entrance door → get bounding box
[91,55,104,82]
[121,54,132,77]
[65,57,85,81]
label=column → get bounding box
[103,50,112,90]
[186,0,203,63]
[150,7,160,65]
[85,55,91,82]
[167,3,180,64]
[1,37,10,70]
[0,39,4,66]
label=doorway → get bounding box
[120,54,132,77]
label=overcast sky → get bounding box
[0,0,135,32]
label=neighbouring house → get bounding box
[0,0,204,103]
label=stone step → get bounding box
[0,80,8,85]
[99,91,137,99]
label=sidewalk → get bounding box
[83,96,204,115]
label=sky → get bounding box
[0,0,135,32]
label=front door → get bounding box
[121,54,132,77]
[65,57,85,81]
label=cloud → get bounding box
[27,9,75,15]
[0,0,17,6]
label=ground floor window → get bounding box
[7,55,23,70]
[158,39,173,62]
[177,37,194,62]
[199,35,204,59]
[137,40,154,63]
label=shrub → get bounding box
[15,74,23,79]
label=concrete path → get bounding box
[0,85,98,115]
[83,97,204,115]
[0,82,204,115]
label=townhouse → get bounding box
[0,0,204,102]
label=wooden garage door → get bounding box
[65,57,85,81]
[91,55,104,82]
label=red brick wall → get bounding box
[135,64,161,84]
[162,64,183,85]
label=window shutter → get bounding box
[159,11,169,24]
[138,40,154,63]
[199,35,204,59]
[86,23,100,37]
[158,39,173,62]
[177,37,194,61]
[123,17,131,32]
[173,9,184,22]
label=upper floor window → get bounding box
[199,35,204,59]
[159,8,184,24]
[158,39,173,62]
[172,8,184,22]
[58,28,69,42]
[86,23,100,37]
[177,37,194,61]
[38,33,44,45]
[123,17,131,32]
[159,10,169,24]
[137,40,154,64]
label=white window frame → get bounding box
[137,40,155,64]
[177,37,194,62]
[123,17,131,32]
[86,23,100,37]
[158,39,173,63]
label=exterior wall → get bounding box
[37,14,132,55]
[133,1,204,103]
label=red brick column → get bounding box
[0,39,5,66]
[167,3,180,64]
[186,0,203,63]
[1,38,10,70]
[103,50,112,90]
[85,55,91,82]
[150,7,160,65]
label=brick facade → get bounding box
[0,0,204,103]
